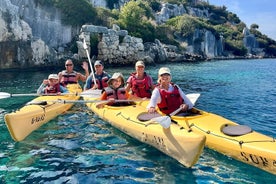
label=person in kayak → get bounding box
[37,74,69,94]
[84,60,111,90]
[147,67,193,114]
[96,72,133,108]
[125,60,154,98]
[58,59,89,86]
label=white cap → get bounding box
[94,60,103,66]
[48,74,59,80]
[158,67,171,75]
[135,60,145,67]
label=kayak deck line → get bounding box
[189,123,276,145]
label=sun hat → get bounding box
[107,72,125,86]
[135,60,145,67]
[94,60,103,66]
[48,74,59,80]
[158,67,171,76]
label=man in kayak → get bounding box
[96,72,132,108]
[37,74,69,94]
[125,60,154,98]
[58,59,89,86]
[147,67,193,114]
[84,60,111,90]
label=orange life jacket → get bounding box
[105,87,127,100]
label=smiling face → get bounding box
[158,73,171,84]
[111,77,123,89]
[48,78,59,86]
[136,65,145,74]
[65,60,74,72]
[95,64,103,74]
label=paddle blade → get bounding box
[0,92,11,99]
[80,89,102,98]
[151,116,171,128]
[186,93,200,105]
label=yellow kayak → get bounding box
[168,108,276,175]
[85,99,206,168]
[4,84,82,141]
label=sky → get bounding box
[208,0,276,40]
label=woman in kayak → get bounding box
[37,74,69,94]
[125,60,154,98]
[96,72,133,108]
[147,67,193,114]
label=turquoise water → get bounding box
[0,59,275,183]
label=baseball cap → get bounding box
[135,60,145,67]
[158,67,171,75]
[48,74,59,80]
[94,60,103,66]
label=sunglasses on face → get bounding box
[65,64,73,66]
[160,73,170,77]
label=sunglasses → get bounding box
[65,64,73,66]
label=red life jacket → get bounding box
[129,72,152,98]
[44,84,61,94]
[91,73,109,89]
[60,70,78,86]
[157,84,183,114]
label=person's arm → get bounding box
[177,86,194,109]
[96,92,108,108]
[37,83,45,94]
[147,88,161,113]
[148,76,155,90]
[125,76,132,93]
[37,79,48,94]
[84,76,92,90]
[83,61,90,76]
[60,85,69,94]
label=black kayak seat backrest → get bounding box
[222,124,252,136]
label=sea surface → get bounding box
[0,59,275,183]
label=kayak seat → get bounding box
[222,124,252,136]
[26,101,48,106]
[176,109,202,117]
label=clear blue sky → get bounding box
[208,0,276,40]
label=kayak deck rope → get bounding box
[116,111,187,132]
[189,123,275,147]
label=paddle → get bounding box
[0,90,102,100]
[186,93,200,105]
[83,39,97,87]
[149,107,183,128]
[140,93,201,128]
[27,99,137,105]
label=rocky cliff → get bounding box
[0,0,268,70]
[0,0,76,69]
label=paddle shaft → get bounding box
[29,99,137,104]
[169,107,183,116]
[0,92,77,99]
[0,90,105,99]
[83,39,97,86]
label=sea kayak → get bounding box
[85,99,206,168]
[166,108,276,175]
[4,84,82,141]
